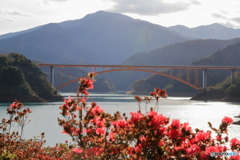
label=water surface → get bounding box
[0,92,240,146]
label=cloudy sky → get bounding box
[1,0,240,35]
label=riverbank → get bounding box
[190,93,240,102]
[127,90,196,97]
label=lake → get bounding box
[0,92,240,146]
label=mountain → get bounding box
[168,23,240,40]
[0,23,105,64]
[131,41,240,95]
[0,11,189,65]
[190,42,240,101]
[0,26,41,40]
[191,41,240,66]
[122,38,240,66]
[115,38,240,92]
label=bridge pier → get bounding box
[231,69,235,84]
[203,69,207,88]
[50,66,54,87]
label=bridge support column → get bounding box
[231,69,235,84]
[50,66,54,87]
[203,69,207,88]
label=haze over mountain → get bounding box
[168,23,240,40]
[105,38,240,91]
[2,11,240,92]
[0,11,189,64]
[131,41,240,95]
[122,38,240,66]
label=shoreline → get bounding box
[0,95,63,103]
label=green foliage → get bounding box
[0,53,58,100]
[195,72,240,99]
[0,66,34,96]
[227,82,240,96]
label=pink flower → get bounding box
[72,148,83,154]
[228,154,240,160]
[195,131,211,143]
[134,145,141,153]
[86,147,103,156]
[129,112,143,124]
[148,111,157,117]
[108,131,115,141]
[64,96,73,105]
[185,144,201,155]
[230,138,240,147]
[113,119,128,128]
[222,116,233,125]
[168,129,181,139]
[216,135,222,141]
[171,119,181,128]
[91,105,104,115]
[205,146,219,156]
[140,136,147,142]
[181,122,192,133]
[148,113,169,127]
[61,131,68,134]
[81,90,89,95]
[96,127,105,135]
[92,117,105,127]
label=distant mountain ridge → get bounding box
[0,11,189,64]
[122,38,240,66]
[131,41,240,95]
[168,23,240,40]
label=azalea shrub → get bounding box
[0,101,73,159]
[58,73,240,160]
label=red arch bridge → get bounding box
[38,64,240,90]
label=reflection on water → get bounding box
[0,92,240,146]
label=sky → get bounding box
[1,0,240,35]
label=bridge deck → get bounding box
[38,64,240,70]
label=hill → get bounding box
[0,11,189,65]
[107,38,240,92]
[0,53,61,102]
[168,23,240,40]
[190,42,240,101]
[191,42,240,66]
[130,41,240,95]
[122,38,240,66]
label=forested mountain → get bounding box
[0,11,189,65]
[0,53,61,102]
[190,42,240,101]
[191,42,240,66]
[168,23,240,40]
[122,38,240,65]
[131,41,240,95]
[106,38,240,91]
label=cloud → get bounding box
[107,0,199,15]
[212,13,227,20]
[6,11,33,17]
[232,17,240,23]
[0,16,14,22]
[220,21,238,29]
[42,0,70,3]
[0,8,33,17]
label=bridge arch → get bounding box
[56,68,199,90]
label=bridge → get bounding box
[38,64,240,90]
